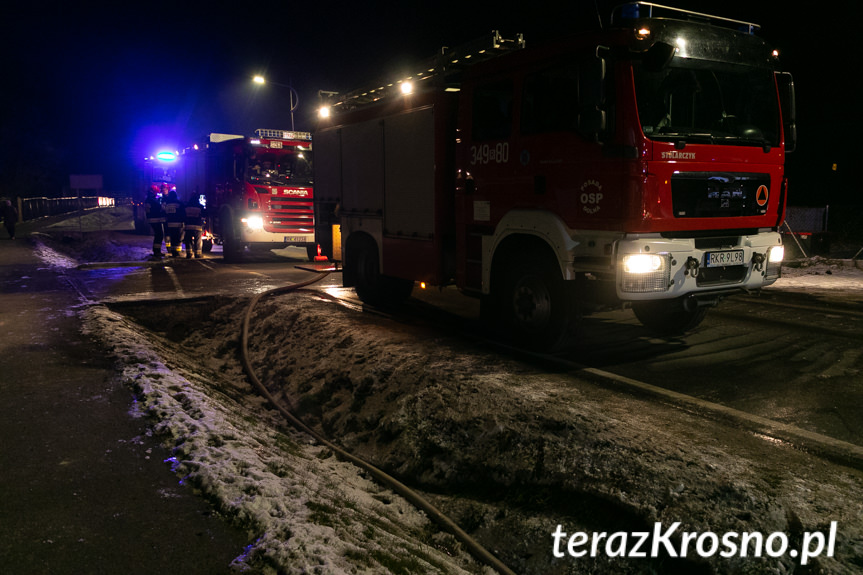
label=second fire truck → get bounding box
[176,129,315,260]
[314,3,796,349]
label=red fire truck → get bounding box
[176,129,315,261]
[314,3,796,349]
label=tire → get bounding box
[498,250,571,351]
[306,245,317,262]
[220,208,243,262]
[350,235,412,308]
[632,297,708,335]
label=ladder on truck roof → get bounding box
[331,30,525,111]
[254,129,312,141]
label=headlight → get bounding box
[620,253,671,293]
[243,215,264,230]
[765,245,784,281]
[622,253,664,274]
[768,245,784,263]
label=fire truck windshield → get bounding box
[145,161,177,191]
[247,150,313,186]
[633,59,780,148]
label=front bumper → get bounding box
[615,231,783,301]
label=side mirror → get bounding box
[578,47,609,139]
[776,72,797,153]
[578,108,607,136]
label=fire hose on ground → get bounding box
[239,269,517,575]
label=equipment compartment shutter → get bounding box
[383,107,435,239]
[342,119,383,213]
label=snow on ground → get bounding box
[84,303,492,574]
[769,257,863,301]
[217,291,863,574]
[77,300,487,575]
[32,220,863,574]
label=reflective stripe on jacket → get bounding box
[184,204,204,231]
[164,200,184,227]
[145,196,165,223]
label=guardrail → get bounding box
[1,196,126,223]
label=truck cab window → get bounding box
[246,151,314,186]
[634,61,780,147]
[472,80,513,140]
[522,64,580,134]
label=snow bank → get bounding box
[772,257,863,297]
[81,304,484,574]
[223,293,863,574]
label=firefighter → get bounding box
[183,195,205,259]
[163,189,185,257]
[2,199,18,239]
[144,186,165,257]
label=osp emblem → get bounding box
[580,180,603,215]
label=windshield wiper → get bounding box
[651,131,773,152]
[650,131,715,147]
[716,135,773,152]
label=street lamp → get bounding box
[252,75,299,130]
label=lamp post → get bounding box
[252,75,299,131]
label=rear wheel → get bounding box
[498,250,571,351]
[632,297,708,335]
[350,235,412,308]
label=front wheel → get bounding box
[220,208,243,262]
[498,251,572,351]
[632,298,708,335]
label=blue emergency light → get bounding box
[155,151,177,162]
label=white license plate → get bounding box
[283,236,307,243]
[706,250,744,267]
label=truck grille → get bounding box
[266,195,314,233]
[695,265,748,286]
[672,172,770,218]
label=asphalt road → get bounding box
[0,226,248,574]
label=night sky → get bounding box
[1,1,858,205]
